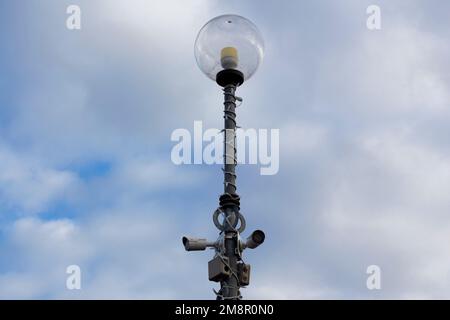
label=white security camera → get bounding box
[244,230,265,249]
[182,237,215,251]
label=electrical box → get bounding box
[238,263,251,286]
[208,256,231,282]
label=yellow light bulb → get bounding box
[220,47,238,69]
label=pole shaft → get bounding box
[223,85,237,195]
[221,85,240,299]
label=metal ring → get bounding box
[236,213,246,233]
[213,208,246,233]
[213,208,227,231]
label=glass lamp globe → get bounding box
[194,14,264,85]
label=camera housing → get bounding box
[244,230,265,249]
[182,237,215,251]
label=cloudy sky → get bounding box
[0,0,449,299]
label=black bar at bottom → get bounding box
[0,300,444,319]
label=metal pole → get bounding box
[182,69,264,300]
[218,84,241,299]
[223,84,238,196]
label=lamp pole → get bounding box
[183,14,265,300]
[218,72,242,299]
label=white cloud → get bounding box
[314,23,450,117]
[276,127,450,298]
[281,122,328,158]
[0,209,191,299]
[0,217,88,299]
[0,143,80,214]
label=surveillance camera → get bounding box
[182,237,215,251]
[244,230,265,249]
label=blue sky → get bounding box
[0,0,450,299]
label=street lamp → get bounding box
[194,14,264,84]
[183,14,265,300]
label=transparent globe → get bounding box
[194,14,264,83]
